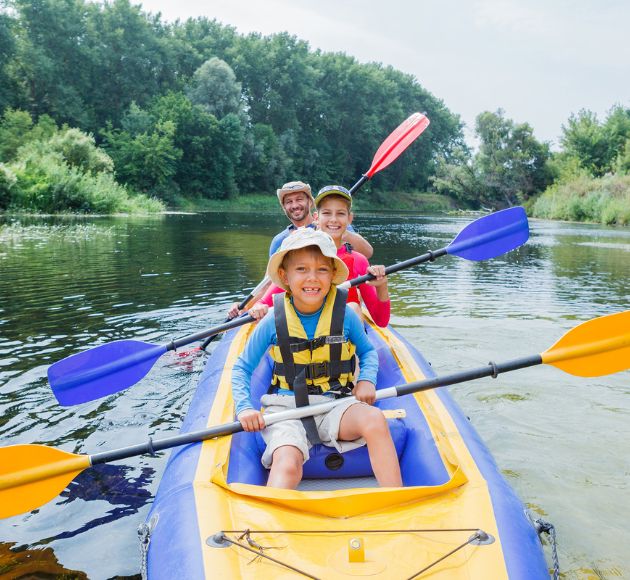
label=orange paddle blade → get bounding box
[541,311,630,377]
[0,444,90,519]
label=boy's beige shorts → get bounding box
[259,393,368,469]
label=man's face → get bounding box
[282,192,312,225]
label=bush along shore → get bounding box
[531,173,630,226]
[0,112,163,215]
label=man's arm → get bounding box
[342,229,373,258]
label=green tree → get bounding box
[0,108,57,161]
[0,108,33,160]
[9,0,94,126]
[475,110,552,206]
[103,116,182,195]
[47,128,114,174]
[0,4,17,111]
[150,92,243,198]
[84,0,173,128]
[561,110,610,176]
[237,123,289,193]
[186,57,242,119]
[0,162,17,208]
[432,110,551,209]
[603,105,630,170]
[614,138,630,174]
[432,145,485,207]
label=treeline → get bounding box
[0,0,463,212]
[431,107,630,225]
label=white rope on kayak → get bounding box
[210,527,494,579]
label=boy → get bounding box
[250,185,390,327]
[231,228,402,490]
[315,185,390,327]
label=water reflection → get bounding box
[38,464,154,544]
[0,212,628,578]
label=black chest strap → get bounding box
[273,293,320,444]
[272,289,349,444]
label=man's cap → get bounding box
[276,181,314,205]
[314,185,352,208]
[267,227,348,291]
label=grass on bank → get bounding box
[171,191,454,213]
[531,174,630,226]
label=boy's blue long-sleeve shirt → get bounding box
[232,300,379,416]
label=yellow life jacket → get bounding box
[269,287,356,396]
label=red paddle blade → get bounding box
[365,113,430,178]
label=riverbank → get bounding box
[170,191,454,213]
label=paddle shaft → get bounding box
[89,353,542,466]
[49,205,529,407]
[200,279,270,350]
[339,248,448,288]
[349,174,368,194]
[171,314,255,351]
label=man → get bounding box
[269,181,373,258]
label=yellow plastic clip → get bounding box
[348,537,365,563]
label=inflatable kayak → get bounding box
[143,319,550,579]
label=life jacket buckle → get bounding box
[305,361,329,380]
[290,336,325,353]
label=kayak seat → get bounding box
[251,415,408,478]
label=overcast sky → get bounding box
[137,0,629,148]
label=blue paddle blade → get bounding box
[48,340,168,406]
[446,206,529,261]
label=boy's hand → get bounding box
[226,302,241,320]
[366,265,389,301]
[248,302,269,320]
[366,265,387,287]
[238,409,266,432]
[352,380,376,405]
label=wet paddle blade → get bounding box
[48,340,168,406]
[446,206,529,261]
[0,445,90,519]
[541,311,630,377]
[366,113,430,178]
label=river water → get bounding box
[0,211,628,579]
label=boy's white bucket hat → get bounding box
[267,227,349,291]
